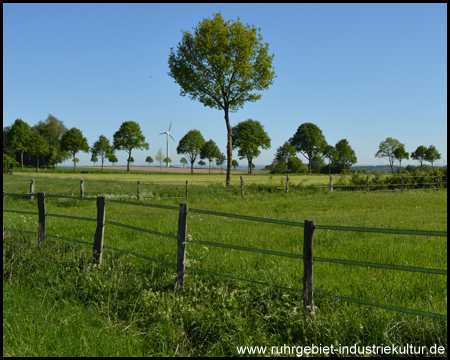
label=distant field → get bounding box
[3,171,447,356]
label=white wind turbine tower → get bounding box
[159,122,175,167]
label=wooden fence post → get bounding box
[137,181,140,200]
[366,176,369,192]
[80,179,84,198]
[176,203,188,288]
[37,192,46,245]
[330,175,333,192]
[30,179,35,200]
[401,175,404,193]
[286,174,289,194]
[186,180,188,199]
[240,176,244,198]
[92,196,106,265]
[303,220,316,313]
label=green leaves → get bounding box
[177,130,205,173]
[60,127,89,172]
[289,123,326,173]
[113,121,149,172]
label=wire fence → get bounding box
[3,191,447,320]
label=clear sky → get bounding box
[3,3,447,167]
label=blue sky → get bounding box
[3,3,447,167]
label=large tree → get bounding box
[91,135,114,172]
[176,130,205,174]
[232,119,271,174]
[275,141,297,174]
[375,137,403,174]
[8,118,33,169]
[168,12,276,186]
[411,145,428,171]
[200,139,221,173]
[289,123,326,173]
[113,121,149,172]
[425,145,441,169]
[60,127,90,172]
[393,144,409,169]
[33,114,69,166]
[334,139,357,173]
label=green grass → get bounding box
[3,172,447,357]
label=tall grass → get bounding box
[3,172,447,357]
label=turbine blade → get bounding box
[168,122,172,132]
[159,132,166,135]
[170,134,175,141]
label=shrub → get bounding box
[3,154,18,174]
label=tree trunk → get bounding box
[127,151,131,172]
[224,105,232,187]
[36,152,39,171]
[73,153,76,172]
[101,157,104,172]
[21,150,24,169]
[190,161,194,174]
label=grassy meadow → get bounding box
[3,169,447,356]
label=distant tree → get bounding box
[216,153,226,173]
[32,114,69,166]
[108,154,118,166]
[180,157,188,168]
[322,144,337,175]
[311,153,326,173]
[275,141,296,174]
[91,155,98,167]
[145,156,154,166]
[200,139,221,173]
[60,127,89,172]
[168,12,276,186]
[91,135,114,172]
[425,145,441,169]
[232,119,271,174]
[176,130,205,173]
[8,118,33,169]
[375,137,404,174]
[335,139,357,173]
[113,121,149,172]
[393,144,409,169]
[198,160,206,168]
[289,123,326,173]
[164,157,172,166]
[29,131,49,171]
[155,148,165,171]
[411,145,428,171]
[232,159,239,170]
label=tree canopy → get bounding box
[425,145,441,169]
[200,139,221,173]
[168,12,275,185]
[8,118,34,169]
[411,145,428,171]
[60,127,89,172]
[232,119,271,174]
[275,141,296,174]
[375,137,404,174]
[91,135,114,172]
[113,121,149,172]
[334,139,357,173]
[289,123,326,173]
[176,130,205,173]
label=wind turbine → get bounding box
[159,122,175,167]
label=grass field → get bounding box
[3,170,447,356]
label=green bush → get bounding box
[3,154,18,174]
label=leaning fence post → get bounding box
[137,181,140,200]
[240,176,244,198]
[176,203,188,288]
[30,179,35,200]
[330,175,333,192]
[303,220,316,313]
[401,175,404,193]
[37,192,46,245]
[80,179,84,198]
[286,174,289,194]
[92,196,106,265]
[186,180,188,199]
